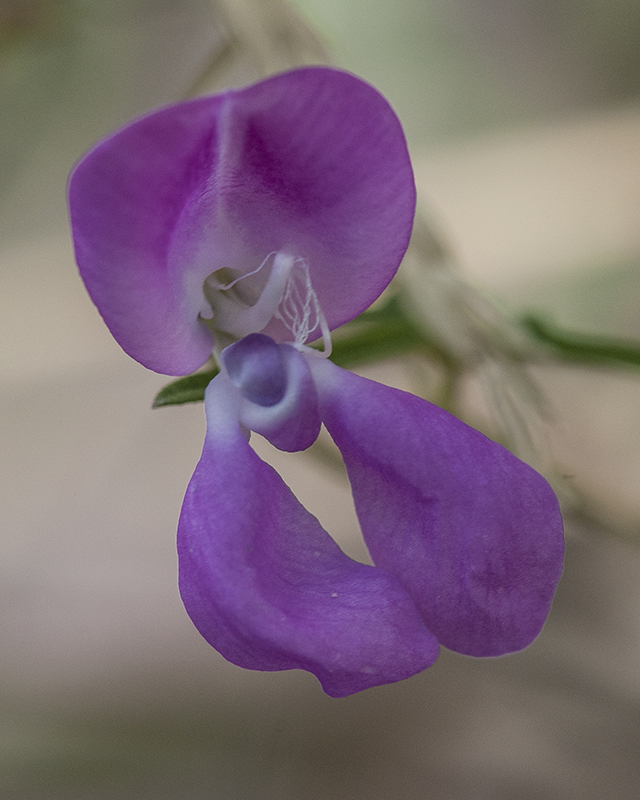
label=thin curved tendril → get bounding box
[217,251,278,291]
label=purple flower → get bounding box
[69,67,564,697]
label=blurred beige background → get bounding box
[2,1,640,797]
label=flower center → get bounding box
[201,251,331,356]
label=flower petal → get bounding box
[178,376,439,697]
[311,360,565,657]
[222,334,321,452]
[69,93,225,375]
[69,67,415,374]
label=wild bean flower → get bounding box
[69,67,564,697]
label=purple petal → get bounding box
[69,93,224,375]
[222,334,321,452]
[178,376,439,697]
[223,333,288,407]
[69,67,415,374]
[311,360,565,657]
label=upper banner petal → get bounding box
[178,376,439,697]
[311,360,564,657]
[69,67,415,374]
[69,93,225,375]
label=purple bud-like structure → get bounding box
[69,67,564,696]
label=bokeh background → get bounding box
[2,0,640,796]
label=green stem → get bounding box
[522,313,640,368]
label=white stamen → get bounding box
[274,257,331,357]
[202,250,332,357]
[198,253,276,321]
[216,251,277,292]
[206,251,291,337]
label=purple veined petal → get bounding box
[69,92,225,375]
[222,334,321,452]
[310,359,565,658]
[69,67,416,375]
[177,375,439,697]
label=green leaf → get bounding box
[152,368,218,408]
